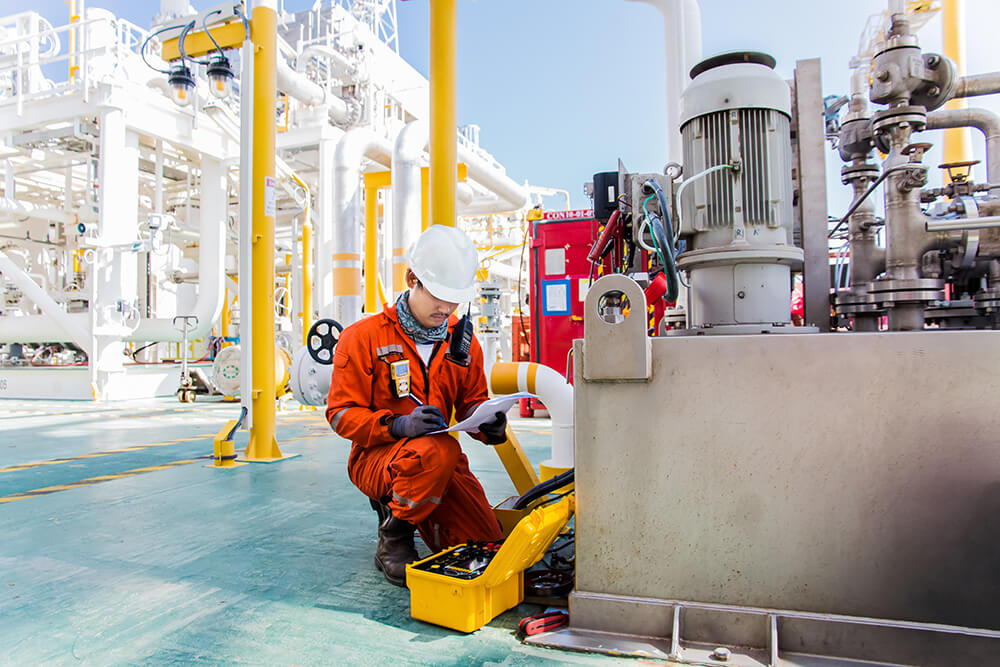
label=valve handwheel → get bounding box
[307,318,343,365]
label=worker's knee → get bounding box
[408,434,460,475]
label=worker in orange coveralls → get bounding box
[326,225,506,587]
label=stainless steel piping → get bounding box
[952,72,1000,99]
[925,107,1000,195]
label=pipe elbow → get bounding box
[489,361,573,426]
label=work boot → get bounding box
[374,513,418,587]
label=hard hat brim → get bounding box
[418,279,475,304]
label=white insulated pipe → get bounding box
[627,0,702,166]
[327,128,392,324]
[127,158,226,342]
[457,145,529,216]
[297,45,355,81]
[276,56,350,124]
[391,120,528,222]
[0,251,92,354]
[489,361,574,470]
[0,198,76,224]
[391,119,427,297]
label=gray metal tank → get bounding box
[676,52,807,334]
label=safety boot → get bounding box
[374,513,418,587]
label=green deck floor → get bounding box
[0,398,635,666]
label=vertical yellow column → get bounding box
[942,0,971,164]
[429,0,457,228]
[246,0,283,461]
[420,169,430,231]
[221,287,231,339]
[365,184,379,313]
[302,220,312,345]
[68,0,79,83]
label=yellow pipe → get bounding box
[301,220,312,346]
[68,0,79,83]
[246,0,283,462]
[376,271,388,308]
[364,184,379,313]
[942,0,972,164]
[221,286,231,339]
[287,171,312,345]
[429,0,457,228]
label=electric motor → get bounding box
[676,52,807,333]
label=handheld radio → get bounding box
[448,305,474,363]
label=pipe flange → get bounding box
[834,289,885,315]
[873,290,946,305]
[868,277,944,307]
[838,302,885,314]
[841,163,880,185]
[867,278,944,293]
[872,105,928,154]
[974,290,1000,312]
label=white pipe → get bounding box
[490,361,574,470]
[126,158,225,342]
[456,144,529,215]
[391,119,427,298]
[297,45,355,80]
[627,0,702,166]
[329,128,392,324]
[0,197,76,224]
[0,251,91,354]
[276,56,350,124]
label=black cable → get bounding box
[141,24,184,75]
[202,10,225,56]
[516,221,530,352]
[828,163,926,238]
[129,342,158,359]
[644,180,680,303]
[226,406,248,441]
[513,469,574,510]
[178,20,213,66]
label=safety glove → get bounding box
[477,411,508,445]
[390,405,447,439]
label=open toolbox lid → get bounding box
[479,495,574,589]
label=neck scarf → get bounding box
[395,291,448,344]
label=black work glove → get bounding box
[477,411,508,445]
[390,405,447,439]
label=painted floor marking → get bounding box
[0,457,205,504]
[0,434,212,474]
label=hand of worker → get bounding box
[390,405,447,439]
[477,411,508,445]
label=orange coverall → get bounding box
[326,303,503,552]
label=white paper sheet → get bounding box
[431,392,535,434]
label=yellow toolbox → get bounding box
[406,495,573,633]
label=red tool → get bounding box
[517,610,568,638]
[586,209,622,263]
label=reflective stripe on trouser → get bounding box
[347,433,501,551]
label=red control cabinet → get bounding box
[528,209,601,383]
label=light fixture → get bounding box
[206,54,234,99]
[167,64,195,107]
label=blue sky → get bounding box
[20,0,1000,214]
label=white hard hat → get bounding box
[406,224,478,303]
